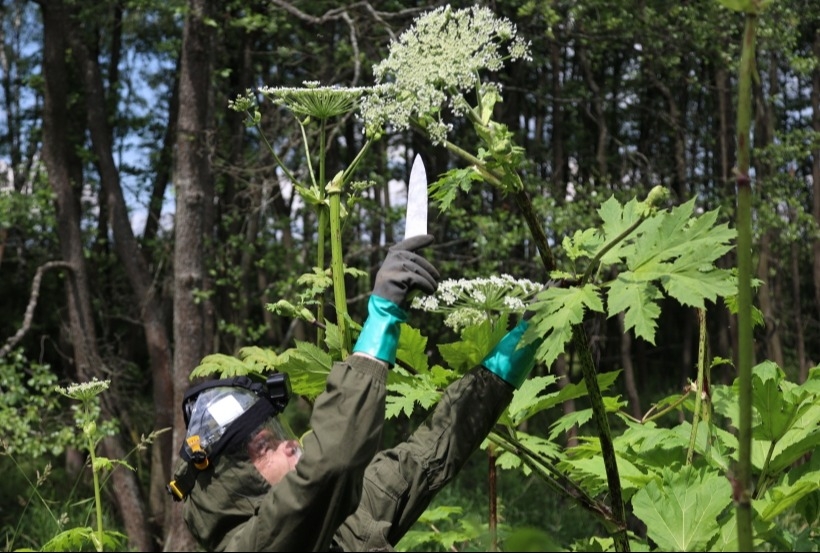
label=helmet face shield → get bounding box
[185,386,261,453]
[179,374,292,465]
[246,416,302,463]
[168,373,293,502]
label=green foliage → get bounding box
[192,5,818,551]
[0,350,75,457]
[474,361,820,552]
[3,376,162,551]
[192,342,334,402]
[632,466,733,551]
[395,217,817,551]
[20,526,127,552]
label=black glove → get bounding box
[372,234,439,310]
[352,234,439,366]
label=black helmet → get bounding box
[167,373,291,501]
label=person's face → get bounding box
[252,439,302,485]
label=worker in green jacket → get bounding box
[168,234,542,551]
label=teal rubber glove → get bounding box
[353,235,439,365]
[481,319,542,389]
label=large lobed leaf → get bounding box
[525,284,604,367]
[632,465,732,551]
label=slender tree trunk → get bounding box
[550,35,565,187]
[754,57,784,368]
[575,35,608,178]
[790,235,807,382]
[68,19,173,547]
[165,0,215,549]
[39,1,154,550]
[143,62,179,247]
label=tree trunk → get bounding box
[754,56,784,369]
[68,18,174,548]
[39,1,154,551]
[165,0,216,549]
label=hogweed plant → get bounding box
[5,376,167,552]
[199,5,819,551]
[229,82,377,357]
[6,378,127,552]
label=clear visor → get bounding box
[186,386,261,451]
[246,416,303,462]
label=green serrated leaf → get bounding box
[562,228,603,262]
[386,376,441,419]
[439,319,501,372]
[757,473,820,523]
[606,278,663,343]
[397,324,430,374]
[429,167,482,211]
[662,265,736,308]
[494,431,562,475]
[632,466,732,551]
[275,341,333,400]
[751,360,802,441]
[191,352,256,379]
[507,375,558,425]
[527,285,603,367]
[549,407,594,440]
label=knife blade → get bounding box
[405,154,428,239]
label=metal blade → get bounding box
[404,154,428,239]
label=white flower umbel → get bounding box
[360,5,532,144]
[412,274,541,332]
[258,81,374,121]
[58,377,110,401]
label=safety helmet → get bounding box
[167,373,292,501]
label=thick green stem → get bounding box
[640,389,693,424]
[687,309,708,465]
[327,172,350,355]
[87,433,104,551]
[314,121,328,345]
[735,13,757,552]
[439,138,555,272]
[571,327,630,552]
[487,431,620,530]
[488,444,498,552]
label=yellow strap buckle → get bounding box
[186,435,210,470]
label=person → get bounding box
[167,234,542,551]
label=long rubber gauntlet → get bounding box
[481,320,540,389]
[353,295,407,366]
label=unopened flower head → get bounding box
[412,274,541,332]
[360,5,531,143]
[259,82,373,120]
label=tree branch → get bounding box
[0,260,73,358]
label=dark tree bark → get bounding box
[165,0,216,549]
[39,1,154,550]
[68,12,174,547]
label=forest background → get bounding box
[1,0,818,551]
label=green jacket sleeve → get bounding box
[331,366,514,550]
[218,354,388,552]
